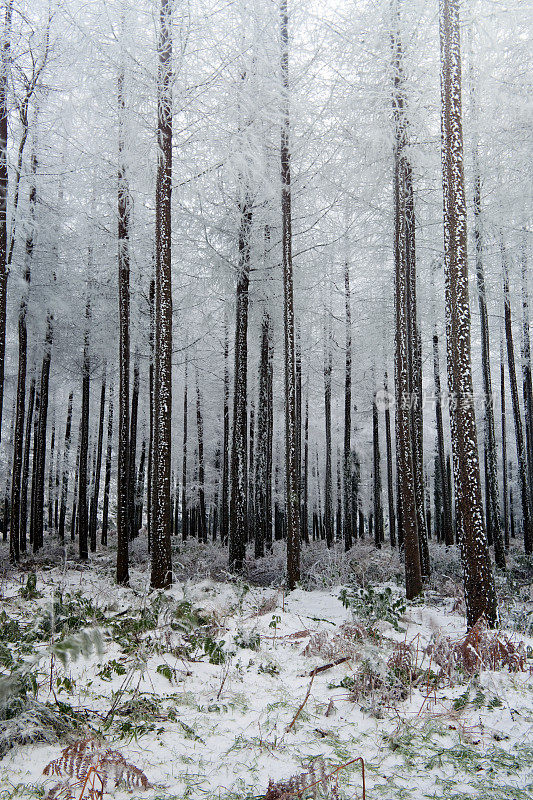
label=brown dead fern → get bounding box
[428,617,527,677]
[43,739,150,800]
[262,756,365,799]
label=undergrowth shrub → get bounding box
[340,586,406,631]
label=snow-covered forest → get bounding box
[0,0,531,797]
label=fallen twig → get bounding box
[308,656,350,675]
[285,668,317,733]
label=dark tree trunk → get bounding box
[89,369,106,550]
[373,389,383,548]
[29,390,40,546]
[78,294,90,561]
[70,422,81,542]
[181,355,188,540]
[221,314,230,546]
[302,390,309,545]
[195,370,207,543]
[58,391,73,543]
[440,0,497,627]
[33,316,53,553]
[117,65,130,584]
[128,351,139,539]
[502,241,532,555]
[47,418,55,532]
[135,439,146,535]
[432,330,454,546]
[147,278,154,550]
[10,145,35,559]
[20,376,35,552]
[255,309,273,558]
[280,0,300,588]
[323,314,333,549]
[391,0,422,599]
[151,0,173,589]
[101,382,114,546]
[384,372,396,547]
[520,237,533,507]
[229,197,252,571]
[468,30,504,567]
[0,2,13,441]
[343,256,353,550]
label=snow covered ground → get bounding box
[0,540,532,799]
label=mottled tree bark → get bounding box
[391,0,422,599]
[440,0,497,627]
[117,65,130,584]
[229,197,252,571]
[220,314,230,546]
[151,0,173,588]
[0,2,12,441]
[280,0,300,588]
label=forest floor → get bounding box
[0,538,532,800]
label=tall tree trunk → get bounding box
[323,313,333,549]
[29,389,39,546]
[78,292,90,561]
[373,388,383,548]
[181,354,188,539]
[0,1,12,441]
[128,351,139,539]
[439,0,497,627]
[229,197,252,571]
[195,369,207,543]
[147,278,154,550]
[101,381,114,546]
[220,313,230,546]
[248,399,255,543]
[89,368,106,550]
[343,255,353,551]
[502,240,532,555]
[58,391,73,543]
[391,0,422,599]
[33,316,53,552]
[10,139,36,559]
[280,0,300,588]
[255,311,271,558]
[384,372,396,547]
[432,329,454,546]
[152,0,173,589]
[302,389,309,545]
[135,438,146,535]
[468,38,504,568]
[520,235,533,499]
[117,65,130,584]
[70,421,81,542]
[47,416,55,532]
[20,375,35,552]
